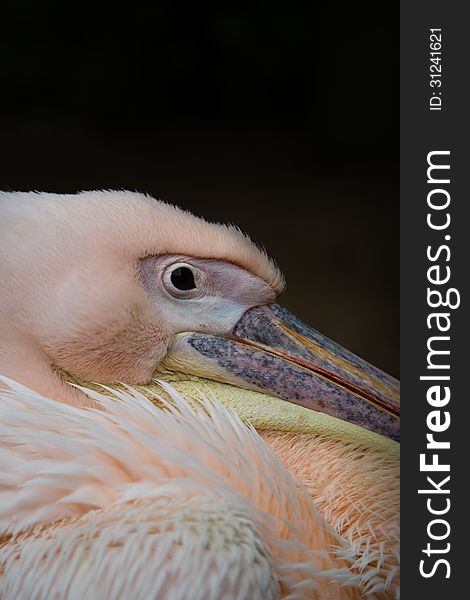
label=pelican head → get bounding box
[0,190,399,441]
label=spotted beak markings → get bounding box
[163,304,400,442]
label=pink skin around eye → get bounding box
[139,254,277,309]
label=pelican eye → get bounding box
[170,267,196,291]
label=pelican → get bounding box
[0,190,400,599]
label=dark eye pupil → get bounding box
[170,267,196,291]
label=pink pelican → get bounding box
[0,190,399,599]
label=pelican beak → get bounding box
[163,304,400,442]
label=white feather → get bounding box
[0,376,375,599]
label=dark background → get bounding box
[401,3,468,596]
[0,1,398,376]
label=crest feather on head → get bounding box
[0,190,285,293]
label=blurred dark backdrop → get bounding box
[0,1,398,376]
